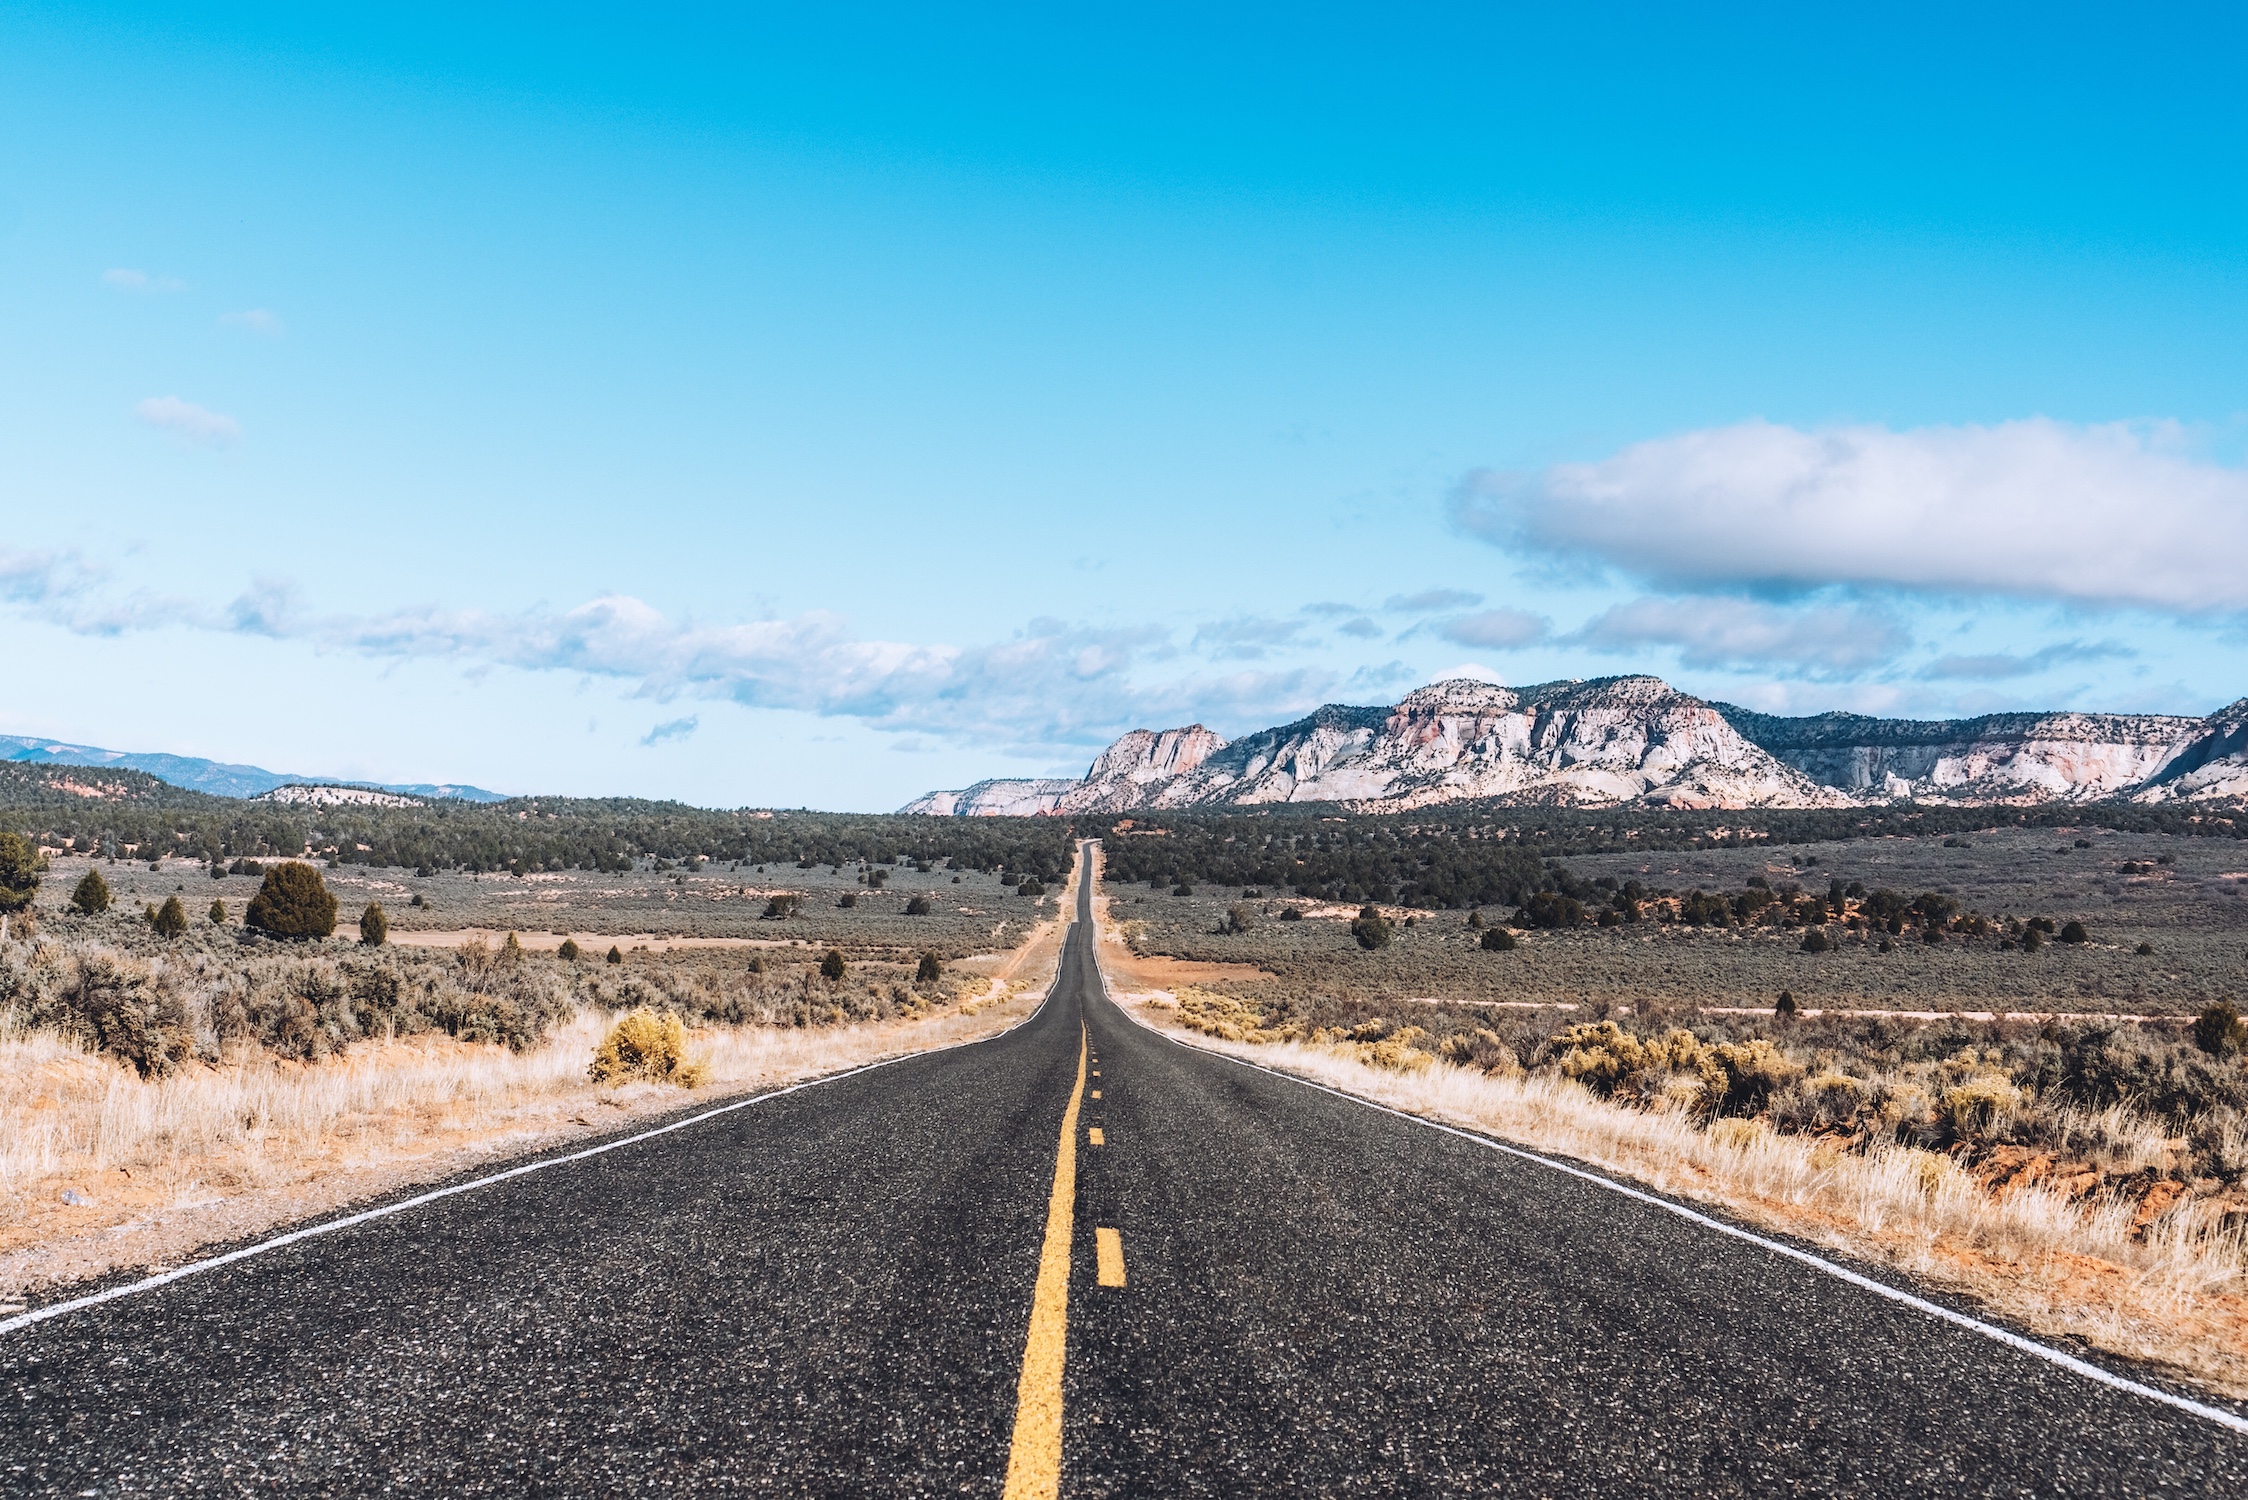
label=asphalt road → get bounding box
[5,843,2244,1495]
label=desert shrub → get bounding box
[906,895,933,915]
[1278,907,1303,921]
[1770,1071,1864,1133]
[837,891,857,909]
[1941,1072,2023,1132]
[2052,1023,2248,1121]
[820,948,847,981]
[29,948,195,1076]
[916,951,943,983]
[1020,880,1048,898]
[1799,927,1832,953]
[152,895,188,940]
[589,1006,706,1086]
[0,831,40,914]
[71,869,112,916]
[208,898,227,925]
[2059,920,2090,944]
[1524,891,1584,929]
[1480,927,1516,952]
[228,858,264,877]
[559,938,581,961]
[2194,1001,2246,1059]
[1350,905,1393,950]
[1709,1037,1804,1116]
[1552,1022,1722,1111]
[360,903,389,946]
[607,945,623,964]
[1221,904,1257,935]
[762,894,801,919]
[245,862,338,939]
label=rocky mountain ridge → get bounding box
[904,677,2248,815]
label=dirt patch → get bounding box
[374,927,783,952]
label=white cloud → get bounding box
[1455,418,2248,613]
[220,308,286,336]
[104,268,184,292]
[1192,615,1304,660]
[641,715,699,746]
[135,396,241,446]
[1915,639,2135,681]
[1437,607,1549,649]
[1574,596,1910,676]
[1385,587,1484,613]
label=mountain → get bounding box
[903,677,2248,815]
[0,735,508,802]
[0,762,229,810]
[898,779,1080,817]
[1710,706,2206,804]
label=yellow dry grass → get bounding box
[0,906,1072,1297]
[1121,998,2248,1401]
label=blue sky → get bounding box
[4,4,2246,809]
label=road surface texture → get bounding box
[5,843,2244,1495]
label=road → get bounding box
[5,842,2244,1495]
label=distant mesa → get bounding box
[903,676,2248,815]
[0,735,506,803]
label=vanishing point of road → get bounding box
[4,844,2243,1495]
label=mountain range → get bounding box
[0,735,507,803]
[902,677,2248,816]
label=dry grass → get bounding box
[0,898,1072,1299]
[1120,993,2248,1401]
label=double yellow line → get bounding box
[1001,1022,1088,1500]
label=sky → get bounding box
[4,3,2246,810]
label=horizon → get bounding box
[8,7,2248,811]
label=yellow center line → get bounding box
[1000,1022,1088,1500]
[1094,1227,1126,1287]
[1090,1090,1100,1100]
[1088,1127,1104,1146]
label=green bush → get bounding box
[1350,905,1393,951]
[208,898,227,925]
[1799,927,1832,953]
[1480,927,1515,952]
[360,903,389,946]
[245,862,338,939]
[0,831,41,914]
[2059,920,2090,944]
[917,951,943,983]
[906,895,933,915]
[820,948,847,981]
[558,938,581,961]
[606,945,623,964]
[2196,1001,2248,1059]
[71,869,113,916]
[152,895,188,940]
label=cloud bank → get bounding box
[1455,418,2248,614]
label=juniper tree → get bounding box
[0,832,40,914]
[244,862,337,938]
[71,869,112,916]
[360,903,389,946]
[153,895,188,939]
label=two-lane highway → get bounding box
[5,843,2244,1495]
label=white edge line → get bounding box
[1,936,1075,1340]
[1095,959,2248,1440]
